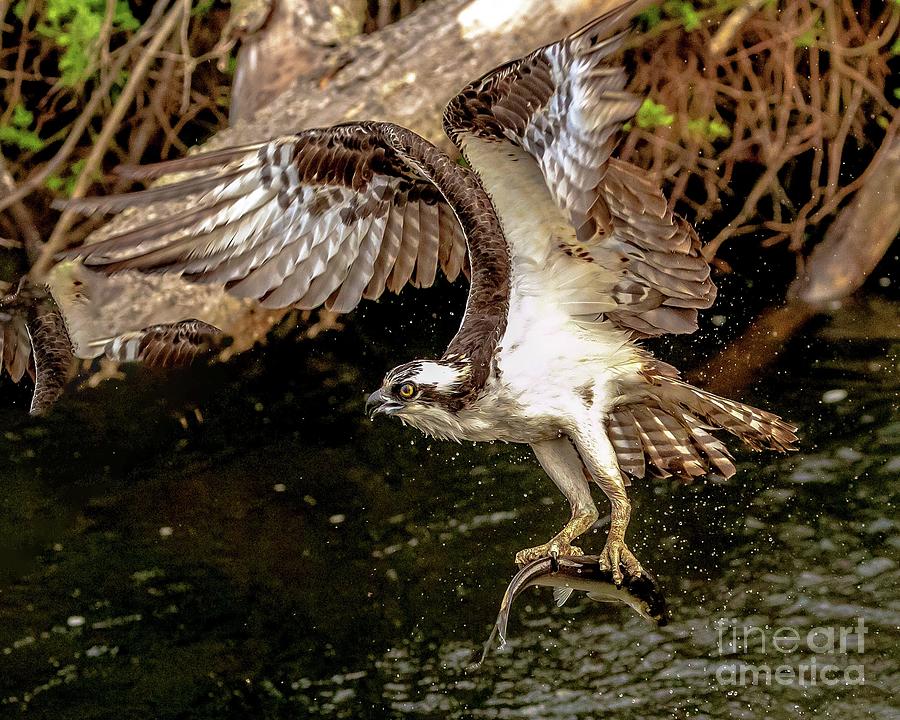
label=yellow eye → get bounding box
[398,382,416,399]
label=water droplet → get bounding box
[821,389,847,404]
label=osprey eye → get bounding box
[397,382,417,399]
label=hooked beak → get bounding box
[365,389,400,419]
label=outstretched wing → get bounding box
[1,280,230,414]
[444,3,715,337]
[98,319,225,368]
[57,123,468,314]
[0,310,34,385]
[0,283,74,415]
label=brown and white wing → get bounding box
[444,3,715,337]
[1,285,75,415]
[99,319,225,368]
[26,300,75,415]
[56,123,468,314]
[0,311,34,385]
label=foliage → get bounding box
[0,105,44,152]
[663,1,701,31]
[622,0,898,256]
[687,118,731,140]
[28,0,140,86]
[45,159,87,196]
[635,99,675,129]
[0,0,234,240]
[793,18,824,48]
[638,0,703,31]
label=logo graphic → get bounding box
[714,617,867,686]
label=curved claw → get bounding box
[515,540,584,567]
[599,538,644,586]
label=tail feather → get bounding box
[662,379,798,453]
[609,375,797,481]
[677,411,737,478]
[607,408,644,479]
[631,404,707,479]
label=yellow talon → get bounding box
[515,540,584,567]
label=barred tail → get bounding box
[608,375,797,481]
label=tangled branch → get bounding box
[622,0,897,258]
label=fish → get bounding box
[469,555,669,669]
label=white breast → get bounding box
[454,136,644,443]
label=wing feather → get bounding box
[56,124,468,315]
[101,319,224,368]
[440,203,468,282]
[364,201,404,301]
[444,3,716,337]
[607,407,645,479]
[330,214,384,312]
[388,200,420,293]
[3,314,32,383]
[415,200,440,288]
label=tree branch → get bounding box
[32,0,186,280]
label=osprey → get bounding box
[58,6,796,582]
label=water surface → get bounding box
[1,292,897,719]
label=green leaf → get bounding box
[45,159,88,197]
[636,99,674,129]
[688,117,732,140]
[795,29,816,48]
[192,0,216,17]
[37,0,141,86]
[0,127,45,152]
[11,104,34,128]
[638,7,662,28]
[707,119,731,139]
[114,0,140,31]
[664,1,701,31]
[45,175,65,192]
[0,104,44,152]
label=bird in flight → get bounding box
[57,4,796,581]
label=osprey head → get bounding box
[366,359,469,439]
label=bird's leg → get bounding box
[514,505,599,566]
[516,438,599,566]
[571,425,644,586]
[595,479,643,585]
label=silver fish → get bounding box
[470,555,668,669]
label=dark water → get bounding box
[0,293,897,719]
